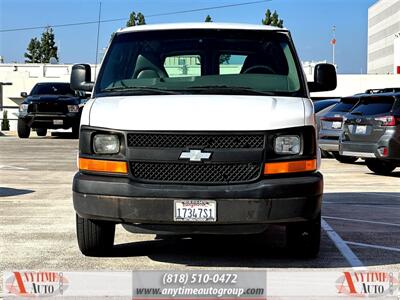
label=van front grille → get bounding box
[130,161,262,184]
[127,133,264,149]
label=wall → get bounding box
[308,74,400,98]
[1,63,400,131]
[394,37,400,74]
[0,64,96,131]
[367,0,400,74]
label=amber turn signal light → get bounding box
[79,158,128,174]
[264,159,317,175]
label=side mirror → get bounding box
[308,63,337,93]
[70,64,94,92]
[20,92,28,98]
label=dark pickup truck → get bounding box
[18,82,87,138]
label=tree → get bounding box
[137,13,146,25]
[24,38,41,63]
[126,11,146,27]
[262,9,284,28]
[110,11,146,42]
[40,27,58,63]
[24,27,58,63]
[203,15,230,64]
[1,110,10,131]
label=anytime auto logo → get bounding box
[336,271,399,297]
[5,271,69,297]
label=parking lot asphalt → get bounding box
[0,134,399,273]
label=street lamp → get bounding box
[331,25,337,66]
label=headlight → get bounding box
[93,134,120,154]
[274,135,301,155]
[19,104,28,112]
[68,105,79,113]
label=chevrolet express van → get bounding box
[70,23,336,257]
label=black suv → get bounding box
[340,91,400,174]
[18,82,87,138]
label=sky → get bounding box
[0,0,376,74]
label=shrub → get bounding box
[1,110,10,131]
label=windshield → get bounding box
[95,29,305,97]
[31,83,75,96]
[330,97,359,113]
[350,96,394,116]
[314,99,339,113]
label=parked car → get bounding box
[319,96,361,163]
[340,91,400,174]
[314,98,340,114]
[18,82,87,138]
[314,99,340,158]
[364,87,400,94]
[70,23,336,257]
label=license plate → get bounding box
[332,121,342,129]
[53,120,63,125]
[174,200,216,222]
[355,125,367,134]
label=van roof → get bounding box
[117,22,288,34]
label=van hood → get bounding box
[87,95,310,131]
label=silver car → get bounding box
[319,96,360,163]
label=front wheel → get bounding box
[36,128,47,136]
[76,214,115,256]
[17,119,31,138]
[286,213,321,258]
[366,159,397,175]
[332,152,358,164]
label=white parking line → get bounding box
[0,165,28,170]
[350,204,400,210]
[346,241,400,253]
[359,192,400,200]
[324,202,400,210]
[321,219,365,269]
[323,216,400,227]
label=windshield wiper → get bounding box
[101,86,179,95]
[185,85,275,96]
[350,111,363,115]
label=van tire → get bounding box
[286,213,321,258]
[72,124,79,138]
[332,152,358,164]
[366,159,397,175]
[17,119,31,138]
[36,128,47,136]
[76,214,115,256]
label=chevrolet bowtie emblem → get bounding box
[179,149,212,162]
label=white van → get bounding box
[71,23,336,257]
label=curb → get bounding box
[0,131,17,137]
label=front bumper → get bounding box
[73,172,323,234]
[19,112,80,129]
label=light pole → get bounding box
[94,1,102,79]
[331,25,336,66]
